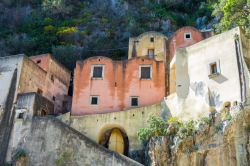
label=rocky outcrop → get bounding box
[147,107,250,166]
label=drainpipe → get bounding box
[234,34,247,103]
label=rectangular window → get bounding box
[184,32,192,40]
[210,63,217,74]
[92,65,104,78]
[90,96,99,105]
[18,112,24,119]
[150,37,154,42]
[208,61,220,78]
[50,75,54,83]
[148,49,155,58]
[52,96,56,101]
[140,65,152,79]
[131,97,139,107]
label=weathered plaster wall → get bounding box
[169,62,176,94]
[128,32,167,61]
[72,56,165,115]
[165,27,250,120]
[69,103,163,152]
[0,69,17,165]
[6,93,54,162]
[18,56,46,94]
[8,117,142,166]
[0,55,23,106]
[30,54,71,114]
[63,102,170,157]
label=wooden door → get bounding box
[108,129,124,154]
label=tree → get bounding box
[213,0,250,34]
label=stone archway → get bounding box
[98,125,129,156]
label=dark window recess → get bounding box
[148,49,155,58]
[210,63,217,74]
[52,96,56,101]
[131,97,139,107]
[36,60,41,64]
[141,67,151,79]
[37,89,43,95]
[93,66,103,78]
[41,110,47,116]
[185,33,191,39]
[18,113,24,119]
[51,75,54,82]
[91,97,98,105]
[150,37,154,42]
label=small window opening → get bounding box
[37,88,43,95]
[131,97,139,107]
[52,96,56,101]
[140,66,151,79]
[41,110,47,116]
[148,49,155,58]
[51,75,54,83]
[210,63,218,74]
[91,96,99,105]
[18,112,24,119]
[150,37,154,42]
[184,32,192,40]
[92,66,103,78]
[36,60,41,64]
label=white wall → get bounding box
[166,27,249,120]
[0,55,23,107]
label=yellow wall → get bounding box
[169,62,176,94]
[67,103,162,151]
[128,32,167,61]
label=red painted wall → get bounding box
[169,27,205,61]
[72,56,165,115]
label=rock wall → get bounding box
[11,117,142,166]
[147,107,250,166]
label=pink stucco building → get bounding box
[72,56,165,115]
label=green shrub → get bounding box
[137,115,168,142]
[12,149,27,161]
[177,120,196,139]
[246,124,250,133]
[3,162,12,166]
[55,151,73,166]
[215,123,222,132]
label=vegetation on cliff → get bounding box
[137,115,213,142]
[0,0,249,70]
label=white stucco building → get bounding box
[166,27,250,120]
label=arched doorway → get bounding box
[98,127,129,156]
[109,128,125,154]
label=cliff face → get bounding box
[147,107,250,166]
[0,0,215,70]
